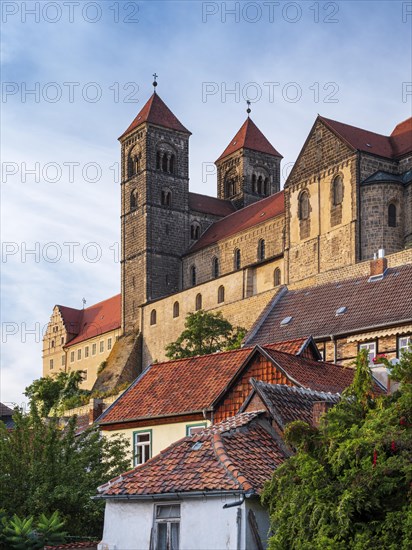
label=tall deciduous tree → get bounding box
[262,349,412,549]
[0,407,129,538]
[165,310,246,359]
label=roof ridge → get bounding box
[255,380,340,399]
[212,431,253,492]
[319,115,390,140]
[151,345,251,369]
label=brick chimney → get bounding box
[312,401,332,427]
[370,249,388,278]
[89,398,103,425]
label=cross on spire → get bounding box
[246,100,251,117]
[152,73,158,93]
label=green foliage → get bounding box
[0,406,129,538]
[25,370,90,416]
[262,350,412,549]
[97,360,108,374]
[1,511,66,550]
[165,310,246,359]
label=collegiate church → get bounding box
[43,86,412,390]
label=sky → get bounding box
[1,0,411,407]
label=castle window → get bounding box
[100,340,104,353]
[298,190,309,220]
[49,359,53,370]
[258,239,266,261]
[108,338,112,350]
[173,301,180,318]
[77,349,82,360]
[130,189,138,210]
[332,175,343,206]
[274,268,281,286]
[264,178,269,196]
[70,351,75,363]
[156,151,161,170]
[217,285,225,304]
[388,203,397,227]
[212,257,219,278]
[195,293,202,311]
[252,174,257,193]
[51,339,55,348]
[61,355,65,367]
[234,248,241,270]
[161,189,172,206]
[150,309,157,326]
[92,343,96,355]
[162,153,168,172]
[190,265,197,287]
[85,346,89,358]
[257,176,263,194]
[191,223,200,240]
[169,154,175,174]
[61,336,65,345]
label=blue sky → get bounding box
[1,0,411,406]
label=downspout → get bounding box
[236,508,242,550]
[330,334,337,363]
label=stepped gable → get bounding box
[97,412,287,498]
[119,93,190,139]
[319,115,412,159]
[63,294,121,347]
[188,192,236,217]
[216,117,282,162]
[246,264,412,347]
[188,190,285,253]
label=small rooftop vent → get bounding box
[280,316,293,326]
[191,442,203,451]
[336,306,347,316]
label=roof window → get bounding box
[336,306,347,316]
[280,316,293,326]
[191,442,203,450]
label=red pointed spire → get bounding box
[119,93,191,140]
[216,118,282,162]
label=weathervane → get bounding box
[82,298,86,309]
[153,73,158,93]
[246,99,251,117]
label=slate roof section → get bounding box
[119,93,191,140]
[362,169,412,185]
[246,264,412,346]
[216,118,282,161]
[58,294,121,347]
[0,402,14,416]
[319,116,412,159]
[188,192,236,217]
[244,380,340,429]
[188,191,285,254]
[97,412,287,498]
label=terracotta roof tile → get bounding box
[98,413,285,497]
[119,93,190,139]
[319,115,412,159]
[188,192,236,217]
[247,265,412,347]
[61,294,121,347]
[188,191,285,254]
[217,118,282,162]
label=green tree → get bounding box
[0,406,129,538]
[165,310,246,359]
[262,349,412,549]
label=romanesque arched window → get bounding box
[162,154,168,172]
[169,154,175,174]
[173,301,180,318]
[388,203,397,227]
[130,189,138,210]
[161,189,172,206]
[156,151,161,170]
[234,248,241,270]
[258,239,265,261]
[332,175,343,206]
[150,309,157,326]
[298,190,309,220]
[252,174,257,193]
[274,268,281,286]
[264,178,269,196]
[212,257,219,278]
[217,285,225,304]
[191,223,200,240]
[195,293,202,311]
[257,176,263,194]
[190,265,196,287]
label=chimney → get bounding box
[89,398,103,425]
[312,401,332,427]
[370,249,387,278]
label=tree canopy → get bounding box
[262,349,412,549]
[0,406,129,538]
[165,309,246,359]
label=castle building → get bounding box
[43,88,412,388]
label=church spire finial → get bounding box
[246,100,251,117]
[152,73,158,93]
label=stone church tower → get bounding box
[119,92,191,333]
[215,116,283,208]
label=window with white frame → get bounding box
[186,423,207,436]
[133,431,151,466]
[153,504,180,550]
[77,349,81,361]
[398,335,411,357]
[70,351,75,363]
[85,346,89,358]
[107,338,112,350]
[99,340,104,353]
[92,343,96,355]
[359,341,376,365]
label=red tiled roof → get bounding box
[188,191,285,254]
[61,294,121,347]
[263,338,308,356]
[319,116,412,159]
[216,118,282,162]
[119,93,190,139]
[247,265,412,347]
[44,544,98,550]
[188,192,236,217]
[97,412,286,497]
